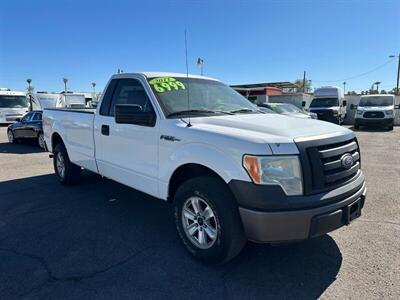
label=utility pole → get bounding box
[389,54,400,94]
[302,71,306,93]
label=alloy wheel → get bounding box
[182,196,219,249]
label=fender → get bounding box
[158,142,251,200]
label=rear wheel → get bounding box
[388,125,394,131]
[354,124,360,130]
[53,143,81,185]
[174,176,246,264]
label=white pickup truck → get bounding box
[43,72,367,263]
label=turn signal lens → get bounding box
[243,155,261,184]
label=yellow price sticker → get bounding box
[149,77,186,93]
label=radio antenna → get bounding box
[184,29,192,127]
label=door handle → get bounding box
[101,125,110,136]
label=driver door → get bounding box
[94,78,160,198]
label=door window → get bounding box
[21,112,34,122]
[32,112,42,121]
[108,79,154,116]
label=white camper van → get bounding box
[0,88,29,123]
[57,92,86,108]
[33,92,61,109]
[310,87,347,124]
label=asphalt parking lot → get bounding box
[0,125,399,300]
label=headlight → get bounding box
[356,110,363,115]
[385,110,393,115]
[243,155,303,196]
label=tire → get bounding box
[53,143,81,185]
[174,176,246,264]
[388,125,394,131]
[7,130,16,144]
[354,124,359,130]
[37,132,46,150]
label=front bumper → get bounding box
[355,117,393,126]
[230,172,367,243]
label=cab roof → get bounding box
[111,72,220,82]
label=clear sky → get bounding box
[1,0,399,93]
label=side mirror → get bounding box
[302,101,306,107]
[395,104,400,109]
[350,104,357,110]
[343,100,347,106]
[115,104,156,127]
[15,118,21,122]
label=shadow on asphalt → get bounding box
[0,141,44,154]
[0,173,342,299]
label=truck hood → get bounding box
[188,113,351,143]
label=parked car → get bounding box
[259,102,317,119]
[310,86,347,124]
[354,94,397,130]
[43,72,366,264]
[7,110,46,149]
[257,106,276,114]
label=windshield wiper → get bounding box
[167,109,217,118]
[230,108,257,114]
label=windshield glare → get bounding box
[0,95,28,108]
[270,103,301,113]
[147,77,260,117]
[359,96,393,107]
[310,98,339,108]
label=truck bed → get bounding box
[43,107,97,173]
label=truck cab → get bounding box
[310,86,347,124]
[354,94,396,130]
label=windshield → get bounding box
[269,103,301,113]
[147,77,260,118]
[359,96,394,107]
[310,98,339,108]
[0,95,28,108]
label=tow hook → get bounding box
[49,154,54,158]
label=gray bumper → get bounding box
[239,183,367,243]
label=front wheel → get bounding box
[7,130,16,144]
[37,133,46,150]
[53,143,81,185]
[174,176,246,264]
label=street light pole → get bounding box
[26,78,33,111]
[63,78,68,93]
[197,58,204,76]
[389,54,400,95]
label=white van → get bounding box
[310,87,347,124]
[354,94,396,130]
[0,88,29,123]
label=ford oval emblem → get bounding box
[341,153,354,169]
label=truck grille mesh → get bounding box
[295,135,361,195]
[363,111,384,118]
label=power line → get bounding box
[312,58,396,83]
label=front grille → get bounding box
[316,139,360,189]
[363,111,384,118]
[295,135,361,194]
[312,110,333,119]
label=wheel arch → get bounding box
[51,132,64,151]
[168,163,226,202]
